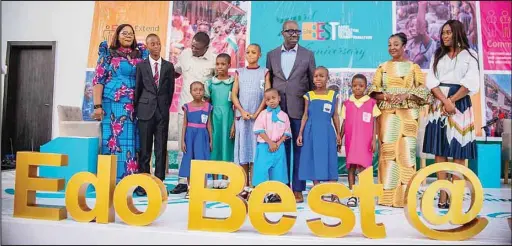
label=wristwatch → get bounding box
[94,104,103,109]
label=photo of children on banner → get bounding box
[396,1,478,69]
[169,1,249,69]
[484,73,512,137]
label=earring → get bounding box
[457,42,461,48]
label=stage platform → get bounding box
[2,170,511,245]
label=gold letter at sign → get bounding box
[65,155,117,223]
[306,183,355,237]
[353,167,386,239]
[114,173,168,226]
[14,152,68,220]
[405,162,488,240]
[188,160,246,232]
[248,181,296,235]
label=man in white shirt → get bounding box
[170,32,217,194]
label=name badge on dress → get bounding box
[201,114,209,124]
[228,91,232,102]
[259,80,265,90]
[323,103,332,113]
[362,112,372,123]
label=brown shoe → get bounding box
[294,191,304,203]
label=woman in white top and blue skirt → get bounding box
[423,20,480,209]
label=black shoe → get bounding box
[437,201,450,209]
[266,194,282,203]
[134,186,146,197]
[170,183,188,194]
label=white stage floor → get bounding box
[2,170,511,245]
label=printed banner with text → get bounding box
[250,1,392,68]
[396,1,479,69]
[480,1,512,71]
[86,1,170,68]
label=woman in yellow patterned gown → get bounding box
[369,33,432,208]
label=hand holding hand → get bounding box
[443,98,456,116]
[242,110,251,120]
[251,111,260,120]
[391,94,408,104]
[269,142,278,152]
[336,134,342,146]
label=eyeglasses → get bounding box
[120,31,134,37]
[283,29,302,35]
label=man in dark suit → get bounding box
[134,33,175,196]
[266,20,316,203]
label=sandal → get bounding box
[184,190,190,199]
[239,188,252,200]
[265,194,281,203]
[239,190,249,200]
[437,200,450,209]
[331,195,340,203]
[321,195,331,201]
[347,197,358,207]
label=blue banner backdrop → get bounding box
[250,1,392,68]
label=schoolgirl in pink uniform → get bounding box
[340,74,381,207]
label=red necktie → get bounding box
[154,62,159,87]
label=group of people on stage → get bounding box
[91,18,479,209]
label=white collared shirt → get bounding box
[175,47,217,114]
[149,56,162,78]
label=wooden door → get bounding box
[2,42,56,163]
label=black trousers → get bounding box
[138,107,168,181]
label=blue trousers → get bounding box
[252,143,288,186]
[284,118,306,192]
